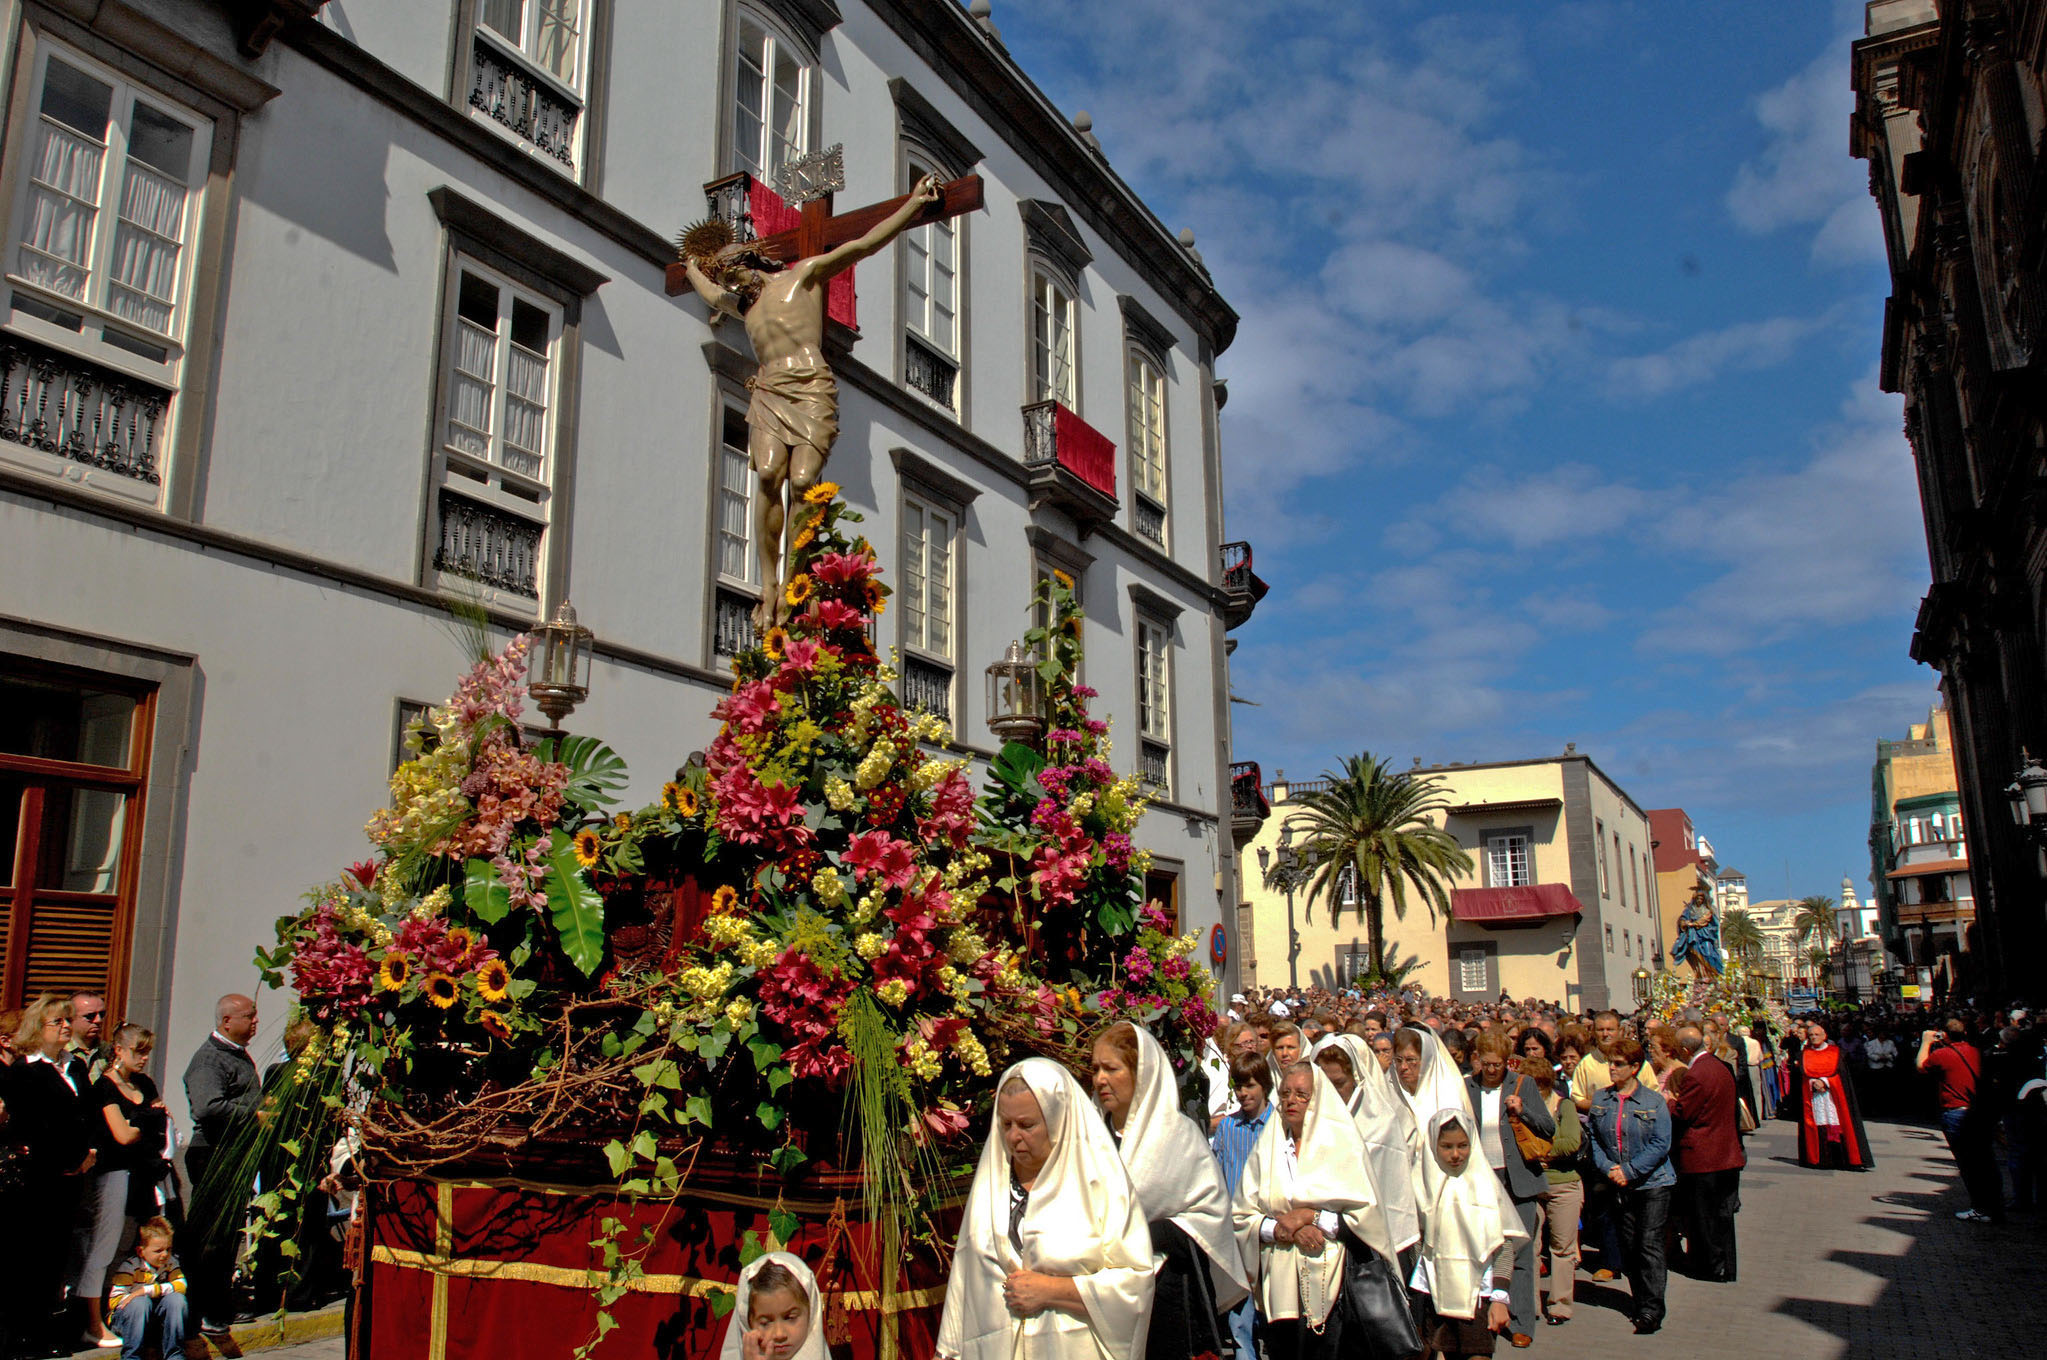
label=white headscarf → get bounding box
[937,1059,1159,1360]
[1415,1110,1526,1320]
[1318,1035,1422,1254]
[1231,1063,1396,1327]
[1393,1026,1473,1139]
[1111,1025,1251,1312]
[718,1252,829,1360]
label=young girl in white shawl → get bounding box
[720,1252,827,1360]
[937,1058,1158,1360]
[1411,1110,1525,1360]
[1092,1022,1251,1360]
[1231,1063,1398,1360]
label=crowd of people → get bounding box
[5,979,2042,1360]
[0,989,348,1360]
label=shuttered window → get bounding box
[0,661,153,1014]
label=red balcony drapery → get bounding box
[1052,402,1116,499]
[1450,883,1585,924]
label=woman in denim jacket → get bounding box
[1584,1038,1675,1335]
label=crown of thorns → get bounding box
[675,219,777,271]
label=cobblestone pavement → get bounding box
[240,1114,2044,1360]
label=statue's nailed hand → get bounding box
[910,172,943,207]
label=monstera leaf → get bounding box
[537,734,628,814]
[544,830,607,975]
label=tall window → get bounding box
[1629,851,1641,914]
[715,406,754,585]
[1126,346,1167,545]
[1484,831,1531,888]
[902,155,960,411]
[1458,948,1488,994]
[0,661,153,1014]
[1031,268,1076,407]
[469,0,590,172]
[1596,819,1608,895]
[900,495,956,718]
[1137,616,1170,794]
[433,258,560,604]
[733,12,810,181]
[2,42,211,496]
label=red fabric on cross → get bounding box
[749,178,858,331]
[1052,402,1117,499]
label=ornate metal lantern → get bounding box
[529,600,594,732]
[1631,966,1651,1005]
[984,639,1044,744]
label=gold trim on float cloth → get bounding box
[428,1183,454,1360]
[369,1246,944,1313]
[398,1175,968,1217]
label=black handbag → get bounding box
[1337,1235,1424,1360]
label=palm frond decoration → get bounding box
[1285,753,1474,977]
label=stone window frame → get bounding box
[1129,582,1180,798]
[717,0,835,184]
[891,446,979,725]
[420,185,605,617]
[894,127,970,422]
[1480,824,1536,889]
[1020,200,1090,413]
[445,0,613,190]
[0,3,279,519]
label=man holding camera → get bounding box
[1918,1019,2003,1223]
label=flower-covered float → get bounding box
[233,487,1222,1359]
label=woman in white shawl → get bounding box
[1231,1062,1397,1360]
[719,1252,828,1360]
[1411,1110,1525,1359]
[1312,1035,1422,1262]
[1091,1022,1251,1360]
[1391,1026,1473,1134]
[938,1058,1159,1360]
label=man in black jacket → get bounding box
[1468,1029,1556,1348]
[181,994,260,1332]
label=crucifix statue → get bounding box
[671,146,984,629]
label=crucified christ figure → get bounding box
[681,173,943,629]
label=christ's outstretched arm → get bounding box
[804,174,944,281]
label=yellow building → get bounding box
[1236,749,1664,1009]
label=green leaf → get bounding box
[709,1290,736,1319]
[543,832,607,975]
[633,1058,682,1090]
[746,1037,783,1071]
[769,1207,800,1245]
[464,857,512,925]
[766,1066,793,1094]
[767,1143,808,1175]
[685,1094,714,1127]
[756,1101,784,1130]
[738,1230,765,1266]
[630,1130,657,1161]
[538,734,629,813]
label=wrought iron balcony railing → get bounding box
[713,587,757,659]
[904,336,958,411]
[0,337,166,485]
[1022,399,1117,530]
[1139,741,1170,795]
[1220,540,1270,629]
[469,33,580,172]
[1231,760,1271,824]
[901,654,953,721]
[434,491,542,599]
[1135,497,1166,547]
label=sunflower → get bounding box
[572,827,603,868]
[785,574,814,607]
[803,481,840,504]
[424,972,459,1009]
[762,627,789,660]
[1053,569,1075,590]
[445,927,474,956]
[378,954,411,992]
[864,580,887,614]
[675,785,700,817]
[478,1010,513,1042]
[475,958,513,1003]
[709,884,741,917]
[791,524,817,552]
[613,812,633,832]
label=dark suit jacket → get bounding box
[1668,1053,1746,1174]
[182,1034,259,1149]
[1466,1071,1555,1200]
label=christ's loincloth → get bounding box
[746,359,839,460]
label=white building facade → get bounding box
[0,0,1258,1105]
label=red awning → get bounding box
[1886,858,1968,879]
[1451,884,1585,924]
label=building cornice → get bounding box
[861,0,1237,354]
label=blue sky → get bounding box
[995,0,1934,902]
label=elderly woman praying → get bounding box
[938,1058,1158,1360]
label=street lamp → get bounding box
[528,600,594,734]
[1631,966,1651,1007]
[1258,822,1312,988]
[984,640,1045,745]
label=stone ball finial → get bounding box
[1073,110,1092,132]
[969,0,1002,41]
[1178,227,1197,247]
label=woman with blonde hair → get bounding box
[5,994,96,1353]
[80,1024,171,1347]
[938,1058,1157,1360]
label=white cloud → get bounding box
[1394,464,1648,552]
[1606,311,1842,399]
[1725,44,1886,266]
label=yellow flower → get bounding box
[378,954,411,991]
[785,574,814,607]
[762,627,789,660]
[424,972,459,1009]
[475,958,512,1002]
[803,481,840,504]
[877,979,910,1007]
[791,524,817,552]
[572,828,603,868]
[865,581,886,614]
[445,926,474,955]
[613,813,632,832]
[710,884,741,917]
[479,1010,513,1042]
[1053,569,1075,590]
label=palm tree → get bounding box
[1721,908,1764,963]
[1804,943,1831,987]
[1793,894,1839,949]
[1287,753,1474,976]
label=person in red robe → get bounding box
[1794,1018,1875,1170]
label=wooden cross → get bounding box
[665,155,985,297]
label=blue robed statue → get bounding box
[1668,885,1724,977]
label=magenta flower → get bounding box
[811,551,874,586]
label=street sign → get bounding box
[1788,989,1818,1010]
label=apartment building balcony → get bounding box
[1230,760,1270,846]
[1220,541,1269,629]
[1022,400,1117,532]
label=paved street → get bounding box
[234,1114,2042,1360]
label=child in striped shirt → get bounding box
[106,1218,188,1360]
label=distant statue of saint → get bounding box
[1671,885,1725,978]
